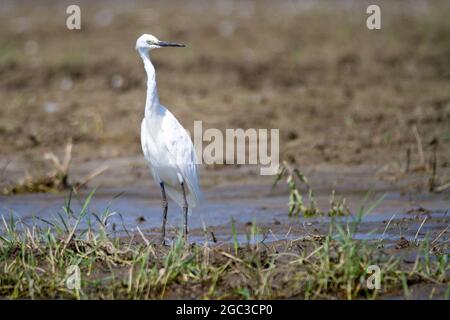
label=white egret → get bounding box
[136,34,201,243]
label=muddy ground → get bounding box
[0,0,449,170]
[0,1,449,299]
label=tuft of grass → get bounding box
[273,161,351,217]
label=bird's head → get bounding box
[135,34,185,52]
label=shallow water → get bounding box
[0,184,448,246]
[0,187,286,231]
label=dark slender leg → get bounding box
[180,182,188,241]
[160,182,168,244]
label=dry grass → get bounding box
[2,140,108,195]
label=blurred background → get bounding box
[0,0,449,189]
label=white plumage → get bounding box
[140,111,201,209]
[136,34,201,241]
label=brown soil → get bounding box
[0,1,449,185]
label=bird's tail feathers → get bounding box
[165,185,197,215]
[186,178,203,205]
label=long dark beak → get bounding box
[157,41,185,47]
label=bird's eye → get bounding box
[146,40,153,45]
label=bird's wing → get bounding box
[141,119,161,182]
[159,108,202,205]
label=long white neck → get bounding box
[138,48,160,118]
